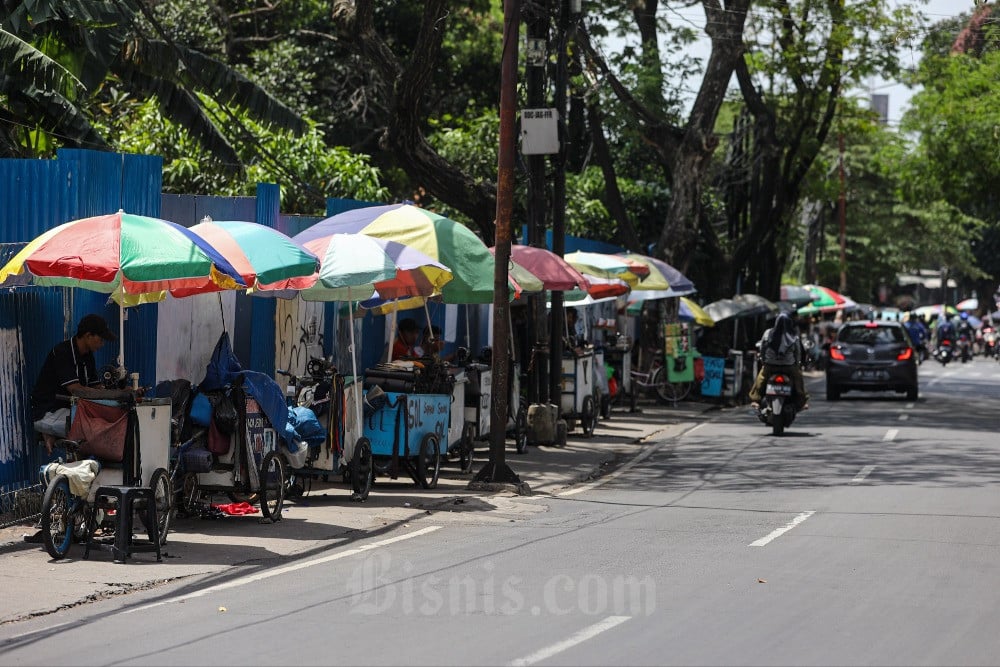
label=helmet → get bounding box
[961,311,969,320]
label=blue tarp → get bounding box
[199,332,289,444]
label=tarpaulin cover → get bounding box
[199,332,289,444]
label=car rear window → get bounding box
[839,325,905,345]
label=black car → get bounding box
[826,320,919,400]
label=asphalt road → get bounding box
[2,357,999,666]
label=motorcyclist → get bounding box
[935,314,956,350]
[956,311,974,359]
[904,313,927,361]
[748,312,810,411]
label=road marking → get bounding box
[883,429,898,441]
[898,413,909,421]
[558,422,701,497]
[851,465,876,484]
[905,403,915,409]
[124,526,442,613]
[509,615,632,666]
[749,511,815,547]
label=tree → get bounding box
[0,0,305,172]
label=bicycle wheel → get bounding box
[143,468,173,545]
[40,475,75,559]
[259,451,286,521]
[652,367,692,404]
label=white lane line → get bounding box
[749,511,815,547]
[883,429,898,441]
[898,413,909,421]
[124,526,442,613]
[509,615,632,666]
[851,465,876,485]
[558,422,701,497]
[905,403,915,409]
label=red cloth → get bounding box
[68,400,128,462]
[211,502,259,515]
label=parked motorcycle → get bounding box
[755,371,798,436]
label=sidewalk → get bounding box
[0,399,718,625]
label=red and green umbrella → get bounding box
[296,204,496,304]
[184,218,319,296]
[0,210,245,305]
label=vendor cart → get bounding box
[276,358,374,501]
[560,346,598,437]
[362,359,453,489]
[175,380,285,521]
[445,367,476,473]
[37,394,174,560]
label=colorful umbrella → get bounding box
[914,303,958,319]
[296,204,495,304]
[499,245,589,292]
[798,284,858,315]
[0,210,245,306]
[618,252,696,296]
[627,296,715,327]
[564,250,648,286]
[181,218,320,296]
[956,297,978,312]
[295,233,453,303]
[780,284,815,306]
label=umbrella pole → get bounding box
[347,294,363,434]
[118,305,125,369]
[423,302,434,344]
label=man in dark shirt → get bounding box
[31,314,131,454]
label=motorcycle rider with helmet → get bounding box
[957,311,975,360]
[748,312,810,411]
[935,314,956,350]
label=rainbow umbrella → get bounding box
[564,250,648,286]
[618,252,696,296]
[296,204,495,304]
[627,296,715,327]
[499,245,588,292]
[0,210,245,305]
[182,218,320,296]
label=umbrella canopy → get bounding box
[499,245,589,292]
[914,304,958,319]
[564,251,648,286]
[183,218,320,296]
[704,293,780,322]
[798,284,858,315]
[780,284,815,306]
[619,252,696,296]
[956,297,979,312]
[0,210,245,305]
[296,233,453,302]
[296,203,495,304]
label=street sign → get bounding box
[521,108,559,155]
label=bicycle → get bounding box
[38,400,173,560]
[629,349,693,405]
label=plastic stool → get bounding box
[84,485,162,563]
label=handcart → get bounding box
[276,357,374,501]
[37,394,173,560]
[174,378,285,522]
[445,366,476,473]
[560,345,598,437]
[362,359,453,489]
[448,354,528,459]
[605,334,636,412]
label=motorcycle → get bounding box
[957,334,972,363]
[982,326,998,359]
[935,340,954,366]
[755,371,798,437]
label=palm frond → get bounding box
[11,84,109,150]
[0,27,85,96]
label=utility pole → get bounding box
[838,132,847,294]
[471,0,524,490]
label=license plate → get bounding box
[853,369,886,380]
[766,384,792,396]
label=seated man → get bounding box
[391,317,420,360]
[31,314,134,456]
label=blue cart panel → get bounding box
[364,391,450,457]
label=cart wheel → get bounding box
[514,406,528,455]
[40,475,75,559]
[259,451,286,521]
[139,468,173,546]
[180,472,201,515]
[417,433,441,489]
[459,422,476,473]
[582,395,598,438]
[555,420,568,448]
[350,437,374,501]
